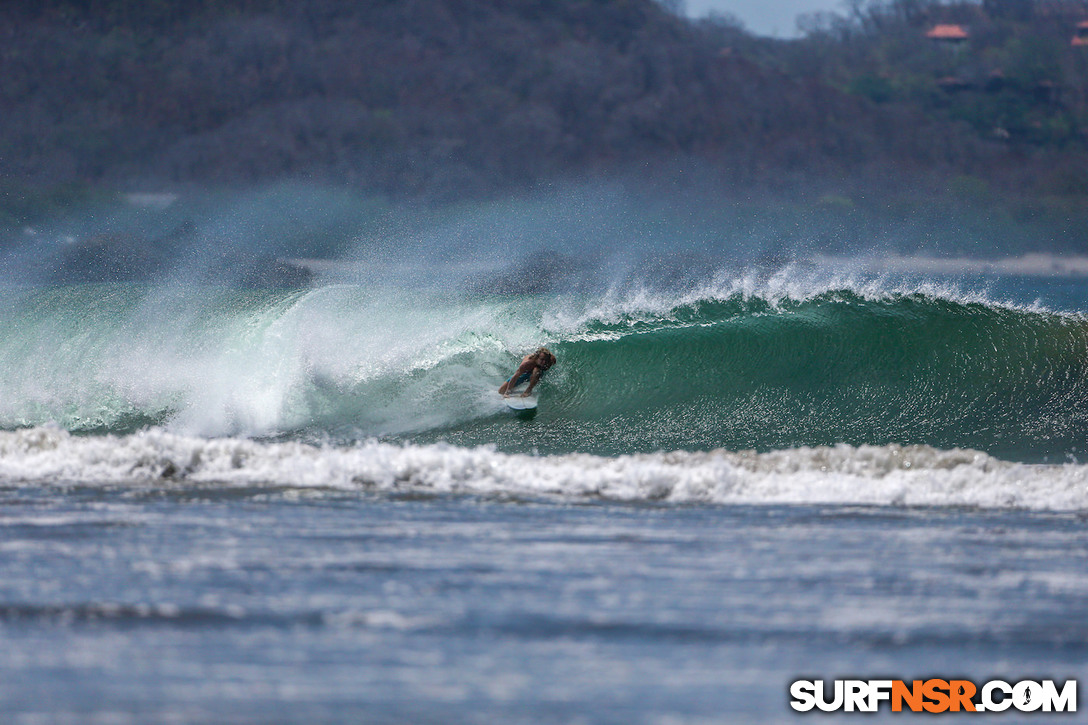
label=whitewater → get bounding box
[4,427,1088,511]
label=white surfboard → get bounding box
[504,395,538,411]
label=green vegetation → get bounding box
[4,0,1088,255]
[787,0,1088,148]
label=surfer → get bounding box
[499,347,556,397]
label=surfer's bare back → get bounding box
[499,347,556,397]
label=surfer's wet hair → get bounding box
[536,347,556,369]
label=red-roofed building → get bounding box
[926,24,970,42]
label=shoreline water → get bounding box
[1,488,1085,724]
[812,252,1088,279]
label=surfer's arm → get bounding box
[522,368,541,396]
[499,360,534,395]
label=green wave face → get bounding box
[429,292,1088,461]
[2,284,1087,462]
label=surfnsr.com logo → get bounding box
[790,679,1077,713]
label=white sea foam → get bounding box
[541,261,1065,336]
[1,427,1085,511]
[0,284,536,438]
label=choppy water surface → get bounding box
[2,484,1086,724]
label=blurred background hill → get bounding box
[4,0,1088,259]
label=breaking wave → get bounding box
[1,277,1086,461]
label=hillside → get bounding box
[3,0,1088,260]
[1,1,982,198]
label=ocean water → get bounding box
[1,263,1087,723]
